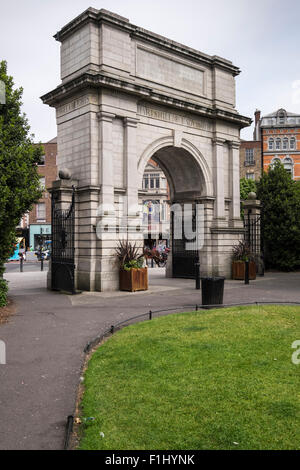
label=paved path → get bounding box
[0,268,300,450]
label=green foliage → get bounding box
[257,161,300,270]
[123,259,144,271]
[232,240,253,262]
[0,278,8,307]
[0,61,42,302]
[115,240,144,270]
[240,178,257,218]
[240,178,257,201]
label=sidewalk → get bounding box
[0,268,300,449]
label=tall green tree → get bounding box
[240,177,257,201]
[257,161,300,271]
[0,61,42,305]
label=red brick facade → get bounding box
[29,138,57,225]
[239,140,261,181]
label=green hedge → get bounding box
[0,278,8,307]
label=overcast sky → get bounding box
[1,0,300,142]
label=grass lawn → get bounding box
[78,305,300,450]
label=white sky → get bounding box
[1,0,300,142]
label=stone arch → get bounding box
[138,136,213,200]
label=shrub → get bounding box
[0,278,8,307]
[115,240,144,270]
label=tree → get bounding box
[240,177,257,201]
[240,178,257,219]
[256,161,300,271]
[0,61,42,306]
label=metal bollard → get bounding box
[195,256,200,290]
[20,256,23,272]
[41,257,44,271]
[245,260,249,285]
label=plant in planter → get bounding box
[232,240,256,280]
[116,240,148,292]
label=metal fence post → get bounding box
[245,260,249,285]
[195,256,200,290]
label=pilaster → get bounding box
[212,137,226,226]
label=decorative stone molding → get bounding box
[97,111,116,122]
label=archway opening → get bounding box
[139,145,207,278]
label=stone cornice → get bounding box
[212,137,226,145]
[97,110,116,122]
[41,72,251,129]
[124,116,140,128]
[54,8,240,77]
[228,141,241,150]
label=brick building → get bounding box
[254,108,300,180]
[28,137,57,249]
[239,139,261,181]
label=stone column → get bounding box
[124,117,139,216]
[98,111,115,211]
[212,137,226,225]
[123,117,144,251]
[229,141,243,227]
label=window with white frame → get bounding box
[283,157,293,177]
[290,137,296,150]
[245,148,254,165]
[268,138,274,150]
[246,173,255,180]
[36,202,46,221]
[275,138,281,150]
[39,176,46,189]
[278,112,285,125]
[283,137,288,150]
[143,173,160,190]
[271,157,281,168]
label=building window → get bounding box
[143,174,160,190]
[278,111,285,125]
[283,157,294,177]
[143,175,149,189]
[290,137,296,150]
[271,157,281,168]
[275,138,281,150]
[268,138,274,150]
[38,155,45,165]
[245,148,254,165]
[39,177,46,189]
[150,173,160,189]
[246,173,255,180]
[283,137,288,150]
[36,203,46,221]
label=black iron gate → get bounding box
[244,210,264,275]
[172,204,198,279]
[51,187,75,293]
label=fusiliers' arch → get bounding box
[42,8,251,292]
